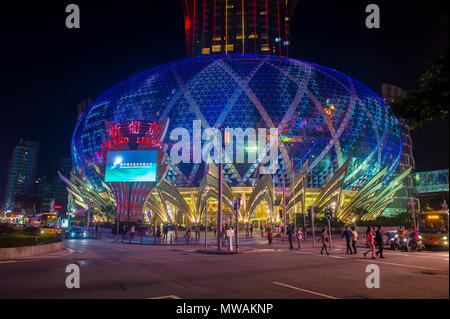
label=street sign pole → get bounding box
[311,206,316,248]
[282,176,286,240]
[217,127,224,251]
[205,205,208,251]
[234,197,240,252]
[327,218,332,248]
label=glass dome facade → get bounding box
[72,54,403,192]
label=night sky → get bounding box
[0,0,448,197]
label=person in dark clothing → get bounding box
[341,226,354,254]
[250,224,253,237]
[287,226,294,250]
[267,227,273,247]
[319,228,329,255]
[375,225,385,258]
[155,225,161,242]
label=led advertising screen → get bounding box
[105,150,157,182]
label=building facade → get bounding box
[179,0,300,57]
[4,140,39,213]
[380,83,416,216]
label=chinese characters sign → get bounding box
[102,121,162,150]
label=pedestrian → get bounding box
[351,226,358,254]
[296,227,304,249]
[250,224,253,237]
[341,226,354,254]
[363,226,376,259]
[121,224,127,242]
[156,225,161,242]
[260,224,264,237]
[375,225,385,258]
[319,228,329,255]
[246,224,249,236]
[162,224,169,242]
[267,227,273,247]
[213,225,216,237]
[287,226,294,250]
[194,224,200,240]
[129,225,135,242]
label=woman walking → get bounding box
[319,228,329,255]
[363,226,376,259]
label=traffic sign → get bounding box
[53,202,62,211]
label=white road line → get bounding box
[273,282,338,299]
[385,252,449,260]
[296,251,440,271]
[356,258,439,271]
[148,295,181,299]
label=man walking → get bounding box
[287,226,294,250]
[250,224,253,237]
[351,226,358,254]
[342,226,354,254]
[296,227,304,249]
[375,225,385,258]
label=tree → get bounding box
[389,49,449,128]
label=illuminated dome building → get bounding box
[68,54,405,225]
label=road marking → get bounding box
[385,252,448,261]
[296,251,440,271]
[148,295,181,299]
[356,258,439,271]
[273,282,338,299]
[328,255,345,259]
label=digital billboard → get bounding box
[105,150,157,182]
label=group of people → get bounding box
[262,224,390,259]
[265,225,305,249]
[341,225,385,259]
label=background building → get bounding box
[413,169,449,211]
[380,83,416,216]
[3,139,39,213]
[179,0,300,57]
[54,158,72,217]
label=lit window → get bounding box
[226,44,234,51]
[212,45,222,52]
[260,11,267,15]
[213,36,222,41]
[202,48,211,55]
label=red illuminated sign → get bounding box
[102,121,162,151]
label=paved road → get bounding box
[0,238,448,299]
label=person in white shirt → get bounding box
[351,226,358,254]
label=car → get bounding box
[66,226,87,239]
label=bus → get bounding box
[32,213,62,235]
[417,210,449,248]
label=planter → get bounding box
[0,241,65,260]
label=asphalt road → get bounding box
[0,238,448,299]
